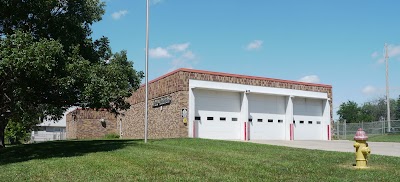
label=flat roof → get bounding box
[145,68,332,88]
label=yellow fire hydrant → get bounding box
[353,128,371,169]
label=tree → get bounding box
[396,95,400,120]
[337,101,360,123]
[359,103,375,122]
[5,119,30,144]
[0,1,143,149]
[337,97,399,124]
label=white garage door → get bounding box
[293,98,323,140]
[194,89,241,140]
[249,94,286,140]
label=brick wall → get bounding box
[119,91,188,139]
[66,109,118,139]
[130,69,332,104]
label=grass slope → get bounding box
[367,134,400,142]
[1,139,399,181]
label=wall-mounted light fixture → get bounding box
[100,118,107,128]
[72,111,77,121]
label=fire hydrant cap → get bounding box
[354,128,368,141]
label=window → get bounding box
[278,120,283,123]
[195,116,201,120]
[268,119,273,123]
[300,121,304,124]
[207,117,213,121]
[257,119,263,122]
[316,121,321,124]
[308,121,313,124]
[232,118,238,121]
[220,117,226,121]
[248,119,253,122]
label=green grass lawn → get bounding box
[1,139,399,181]
[367,134,400,142]
[336,133,400,142]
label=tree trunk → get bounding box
[0,121,5,149]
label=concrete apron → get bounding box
[245,140,400,157]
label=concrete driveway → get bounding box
[247,140,400,157]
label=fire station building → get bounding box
[118,68,333,141]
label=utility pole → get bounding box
[385,43,391,132]
[144,0,149,143]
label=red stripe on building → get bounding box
[193,121,196,138]
[327,125,330,140]
[244,122,247,141]
[290,124,294,140]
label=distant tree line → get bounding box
[337,96,400,123]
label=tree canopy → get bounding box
[337,101,360,123]
[337,96,400,123]
[0,0,143,148]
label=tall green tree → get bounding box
[359,102,375,122]
[337,101,360,123]
[0,1,143,149]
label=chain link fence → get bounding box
[334,120,400,140]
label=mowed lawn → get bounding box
[338,134,400,143]
[368,134,400,142]
[1,139,399,181]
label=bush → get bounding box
[104,133,120,139]
[5,121,31,144]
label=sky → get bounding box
[92,0,400,119]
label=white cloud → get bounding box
[373,44,400,64]
[246,40,263,50]
[150,42,198,71]
[151,0,164,5]
[167,43,190,52]
[299,75,320,83]
[169,58,194,72]
[182,51,195,60]
[111,10,128,20]
[169,51,197,71]
[362,85,379,95]
[149,47,171,58]
[371,51,379,58]
[387,44,400,57]
[377,57,385,64]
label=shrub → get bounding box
[5,120,31,144]
[104,133,120,139]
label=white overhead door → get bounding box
[194,89,241,140]
[249,94,286,140]
[293,98,323,140]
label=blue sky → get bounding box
[92,0,400,119]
